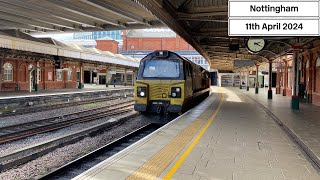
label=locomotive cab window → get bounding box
[142,59,180,78]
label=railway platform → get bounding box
[0,84,133,111]
[0,84,132,99]
[238,87,320,169]
[73,87,320,180]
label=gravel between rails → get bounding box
[0,94,132,117]
[0,98,133,155]
[0,115,148,180]
[0,96,132,128]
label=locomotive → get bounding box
[134,50,211,114]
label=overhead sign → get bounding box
[54,56,62,69]
[234,60,255,67]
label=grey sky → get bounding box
[33,33,74,40]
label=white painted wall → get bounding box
[218,73,240,87]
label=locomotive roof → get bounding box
[142,50,208,73]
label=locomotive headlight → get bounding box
[171,87,181,98]
[137,86,146,97]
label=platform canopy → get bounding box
[0,0,164,33]
[0,0,317,71]
[0,30,140,68]
[135,0,318,71]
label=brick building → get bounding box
[0,52,79,92]
[96,37,119,54]
[122,29,194,51]
[116,29,209,70]
[238,42,319,107]
[0,30,138,92]
[274,46,320,106]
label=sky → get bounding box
[33,33,74,40]
[32,28,173,40]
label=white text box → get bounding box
[229,19,319,36]
[229,1,319,17]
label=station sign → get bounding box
[234,60,255,67]
[228,1,320,36]
[53,56,62,69]
[54,60,62,69]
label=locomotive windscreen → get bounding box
[142,59,180,78]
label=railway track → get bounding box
[38,123,160,180]
[0,94,133,117]
[0,100,134,144]
[0,112,139,173]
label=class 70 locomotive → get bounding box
[134,50,211,114]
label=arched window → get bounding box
[3,63,13,81]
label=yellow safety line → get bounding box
[126,92,223,180]
[163,93,224,180]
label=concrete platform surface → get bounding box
[238,87,320,170]
[0,84,132,99]
[73,87,320,180]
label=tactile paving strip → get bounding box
[126,94,222,180]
